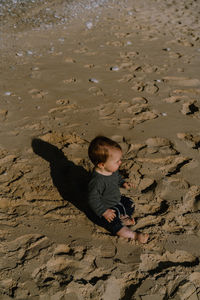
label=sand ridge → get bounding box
[0,0,200,299]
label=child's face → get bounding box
[102,148,122,174]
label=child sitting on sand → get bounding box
[88,135,149,243]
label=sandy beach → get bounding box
[0,0,200,299]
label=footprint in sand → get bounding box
[163,76,200,87]
[56,99,70,105]
[98,98,158,129]
[131,80,159,94]
[181,99,199,117]
[0,109,8,121]
[98,104,115,118]
[84,51,97,56]
[126,103,147,115]
[163,95,187,103]
[172,89,200,95]
[131,97,148,105]
[178,185,200,215]
[117,99,154,120]
[131,110,159,126]
[120,51,139,59]
[39,132,85,148]
[177,133,200,149]
[48,104,77,115]
[29,89,48,99]
[30,67,42,79]
[63,78,78,84]
[119,62,134,70]
[84,64,95,68]
[141,64,159,74]
[117,118,132,129]
[169,51,183,59]
[114,32,131,39]
[106,40,124,47]
[144,82,159,94]
[74,47,88,54]
[118,74,135,83]
[64,57,76,63]
[130,137,191,178]
[88,86,104,96]
[131,81,146,92]
[24,123,44,131]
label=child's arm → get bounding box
[102,209,116,222]
[117,171,134,189]
[88,176,107,217]
[122,182,134,189]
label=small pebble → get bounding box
[31,67,40,71]
[162,112,167,116]
[110,66,119,71]
[89,78,99,83]
[49,47,54,53]
[126,41,132,45]
[16,52,23,57]
[163,48,171,51]
[86,21,93,29]
[177,68,184,72]
[4,92,12,96]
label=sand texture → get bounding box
[0,0,200,299]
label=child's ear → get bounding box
[97,162,104,169]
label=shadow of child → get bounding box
[31,138,91,212]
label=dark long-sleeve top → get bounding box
[88,170,125,217]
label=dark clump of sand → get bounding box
[0,0,200,299]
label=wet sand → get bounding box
[0,0,200,299]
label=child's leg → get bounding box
[99,209,124,235]
[111,203,135,225]
[119,196,135,225]
[120,196,135,217]
[117,226,149,244]
[117,227,149,243]
[120,215,135,226]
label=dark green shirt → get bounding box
[88,170,125,217]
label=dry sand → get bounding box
[0,0,200,299]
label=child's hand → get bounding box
[123,182,134,190]
[102,209,116,222]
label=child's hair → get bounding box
[88,136,121,166]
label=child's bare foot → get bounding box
[134,231,149,244]
[120,215,135,226]
[117,227,149,244]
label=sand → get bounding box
[0,0,200,299]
